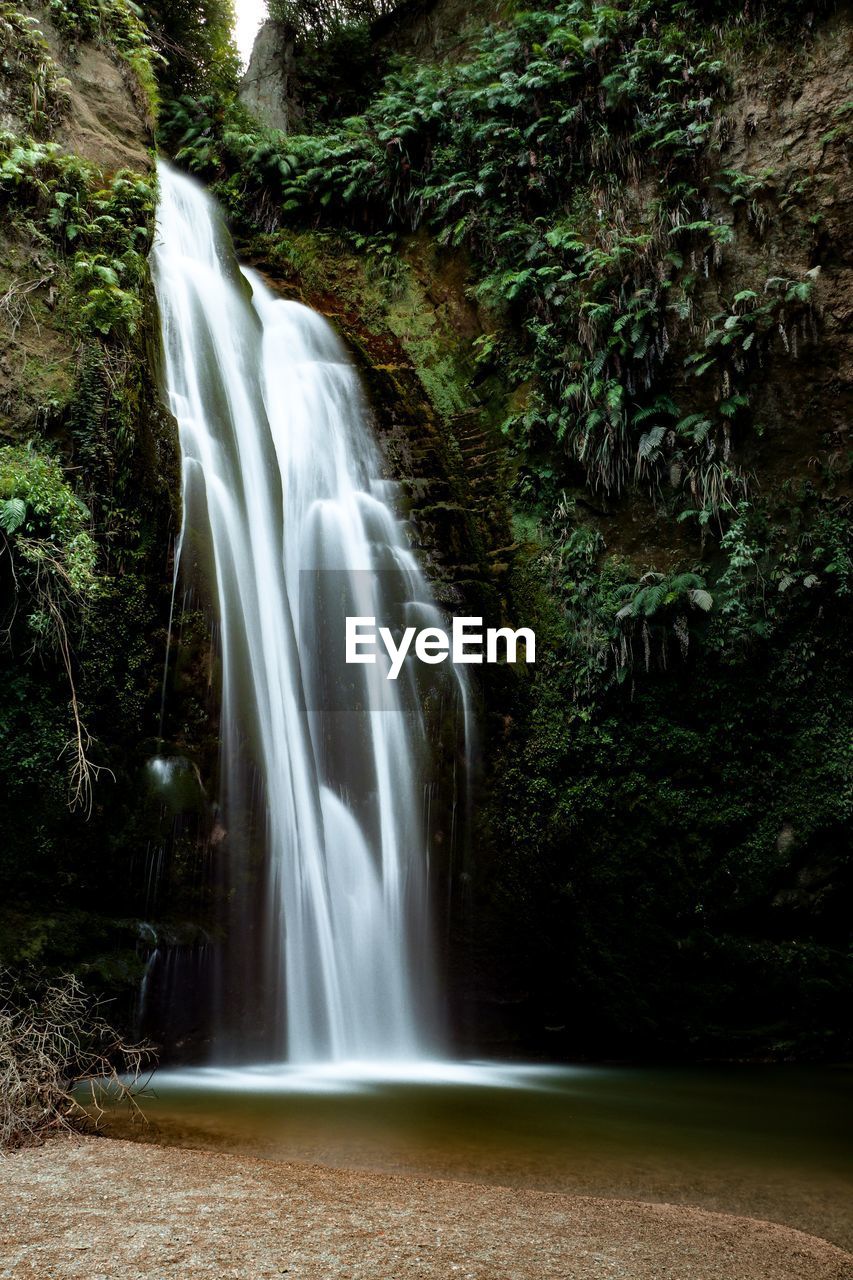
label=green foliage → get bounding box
[268,0,398,40]
[177,0,844,1057]
[0,0,191,1014]
[168,0,824,516]
[482,488,852,1056]
[72,251,145,335]
[145,0,239,97]
[2,0,839,1056]
[159,96,302,227]
[0,135,154,339]
[0,444,98,608]
[0,444,105,813]
[292,20,389,127]
[0,135,89,205]
[46,0,160,116]
[0,3,71,134]
[710,501,853,650]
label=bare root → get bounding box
[17,537,115,815]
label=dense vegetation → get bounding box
[150,0,851,1057]
[161,0,831,505]
[0,0,848,1061]
[0,0,180,999]
[143,0,239,96]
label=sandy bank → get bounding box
[0,1135,850,1279]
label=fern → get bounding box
[0,496,26,533]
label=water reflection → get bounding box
[94,1063,853,1249]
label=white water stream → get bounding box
[150,161,468,1063]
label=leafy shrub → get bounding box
[269,0,399,41]
[0,3,71,134]
[164,0,823,515]
[0,135,154,340]
[153,0,850,1059]
[0,444,106,812]
[47,0,161,113]
[144,0,239,97]
[0,444,97,603]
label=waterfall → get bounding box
[150,161,468,1064]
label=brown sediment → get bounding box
[0,1135,851,1280]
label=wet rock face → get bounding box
[372,0,498,62]
[0,5,154,432]
[717,13,853,488]
[31,6,153,170]
[239,20,296,133]
[56,41,152,170]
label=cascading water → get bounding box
[150,161,469,1065]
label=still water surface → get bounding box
[99,1061,852,1249]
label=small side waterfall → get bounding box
[150,161,468,1064]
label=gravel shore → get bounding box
[1,1135,850,1279]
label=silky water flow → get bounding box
[149,161,469,1065]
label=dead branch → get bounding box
[0,972,155,1151]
